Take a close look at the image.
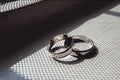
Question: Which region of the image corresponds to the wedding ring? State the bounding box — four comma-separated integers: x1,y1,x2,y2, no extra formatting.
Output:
47,34,74,59
67,35,94,55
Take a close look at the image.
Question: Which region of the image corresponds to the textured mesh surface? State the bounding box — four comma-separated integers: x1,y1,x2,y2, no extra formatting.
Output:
0,3,120,80
0,0,43,12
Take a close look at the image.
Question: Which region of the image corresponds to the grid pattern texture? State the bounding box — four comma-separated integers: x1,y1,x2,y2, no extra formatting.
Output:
0,0,43,12
1,3,120,80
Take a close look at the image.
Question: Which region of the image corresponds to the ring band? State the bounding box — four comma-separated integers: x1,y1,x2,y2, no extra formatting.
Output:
69,35,94,55
47,34,74,59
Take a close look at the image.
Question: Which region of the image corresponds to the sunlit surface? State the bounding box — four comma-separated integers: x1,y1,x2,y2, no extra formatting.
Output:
0,3,120,80
0,0,43,12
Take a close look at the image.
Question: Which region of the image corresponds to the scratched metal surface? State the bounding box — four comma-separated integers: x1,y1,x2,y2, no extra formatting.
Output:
0,2,120,80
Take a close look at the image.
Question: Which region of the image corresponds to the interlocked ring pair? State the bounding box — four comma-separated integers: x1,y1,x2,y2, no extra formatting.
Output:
48,34,94,59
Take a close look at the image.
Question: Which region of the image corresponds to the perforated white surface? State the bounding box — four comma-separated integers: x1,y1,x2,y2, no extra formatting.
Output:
0,3,120,80
0,0,43,12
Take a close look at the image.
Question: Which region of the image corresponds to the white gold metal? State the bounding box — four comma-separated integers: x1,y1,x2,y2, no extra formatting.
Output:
71,35,94,55
47,34,74,59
